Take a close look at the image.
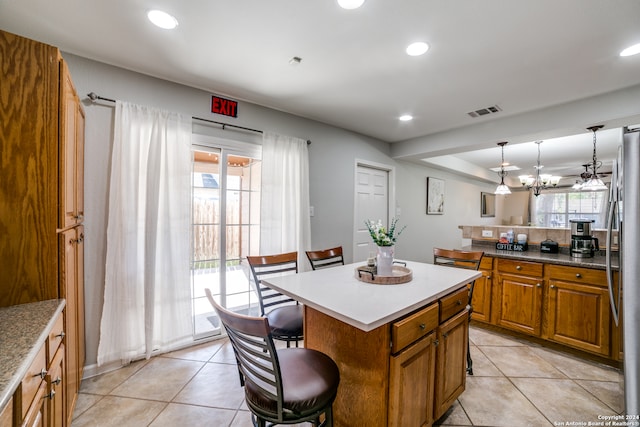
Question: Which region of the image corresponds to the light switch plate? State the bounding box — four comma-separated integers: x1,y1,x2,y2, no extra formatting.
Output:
482,230,493,238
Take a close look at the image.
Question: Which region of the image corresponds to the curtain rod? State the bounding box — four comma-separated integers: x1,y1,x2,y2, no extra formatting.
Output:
86,92,311,144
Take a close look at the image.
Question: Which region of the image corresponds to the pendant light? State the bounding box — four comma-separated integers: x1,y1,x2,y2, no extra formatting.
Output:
494,142,511,195
518,141,561,197
581,125,607,191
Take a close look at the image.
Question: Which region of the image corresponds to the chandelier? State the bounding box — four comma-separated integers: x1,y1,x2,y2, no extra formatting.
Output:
518,141,561,197
572,164,594,190
494,142,511,195
580,125,607,191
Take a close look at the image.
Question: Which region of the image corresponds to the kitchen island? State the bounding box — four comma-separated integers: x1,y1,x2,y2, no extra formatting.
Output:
264,261,481,426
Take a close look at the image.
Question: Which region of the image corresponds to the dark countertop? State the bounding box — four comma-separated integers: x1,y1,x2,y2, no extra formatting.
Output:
463,241,619,270
0,299,65,411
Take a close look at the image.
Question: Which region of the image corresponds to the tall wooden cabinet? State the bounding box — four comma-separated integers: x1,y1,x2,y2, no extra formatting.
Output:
0,30,85,426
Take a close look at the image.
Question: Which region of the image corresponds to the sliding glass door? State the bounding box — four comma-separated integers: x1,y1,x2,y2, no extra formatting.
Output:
191,138,261,339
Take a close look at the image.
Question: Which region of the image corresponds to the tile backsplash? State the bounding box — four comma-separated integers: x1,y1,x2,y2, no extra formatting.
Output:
459,225,617,249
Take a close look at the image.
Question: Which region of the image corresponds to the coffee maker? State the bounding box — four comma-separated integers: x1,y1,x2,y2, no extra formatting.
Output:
570,219,599,258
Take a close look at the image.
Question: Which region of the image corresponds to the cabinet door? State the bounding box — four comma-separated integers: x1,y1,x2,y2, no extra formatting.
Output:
21,381,47,427
547,280,610,356
0,30,59,306
471,269,492,323
59,60,84,229
434,310,468,420
388,333,436,427
46,346,65,427
496,273,543,336
59,227,81,421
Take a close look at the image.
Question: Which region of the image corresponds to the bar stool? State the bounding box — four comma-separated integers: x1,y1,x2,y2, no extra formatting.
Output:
206,289,340,427
433,248,484,375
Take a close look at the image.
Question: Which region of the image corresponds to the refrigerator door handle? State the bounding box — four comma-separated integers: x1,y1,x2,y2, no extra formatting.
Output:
606,199,620,326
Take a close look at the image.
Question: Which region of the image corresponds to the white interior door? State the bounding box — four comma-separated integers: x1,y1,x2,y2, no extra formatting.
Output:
354,163,391,262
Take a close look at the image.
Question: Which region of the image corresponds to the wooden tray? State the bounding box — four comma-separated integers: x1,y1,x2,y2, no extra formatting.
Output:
355,265,413,285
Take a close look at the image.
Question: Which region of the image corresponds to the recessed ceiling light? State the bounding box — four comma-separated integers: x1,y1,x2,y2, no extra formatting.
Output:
399,115,413,122
147,10,178,30
620,43,640,57
406,42,429,56
337,0,365,10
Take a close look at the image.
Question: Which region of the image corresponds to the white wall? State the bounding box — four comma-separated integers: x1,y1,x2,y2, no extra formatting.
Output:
65,53,488,372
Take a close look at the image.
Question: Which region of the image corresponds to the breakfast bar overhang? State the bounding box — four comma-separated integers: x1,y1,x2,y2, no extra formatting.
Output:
264,261,481,426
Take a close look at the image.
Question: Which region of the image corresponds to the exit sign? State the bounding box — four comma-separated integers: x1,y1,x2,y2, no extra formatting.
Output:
211,95,238,118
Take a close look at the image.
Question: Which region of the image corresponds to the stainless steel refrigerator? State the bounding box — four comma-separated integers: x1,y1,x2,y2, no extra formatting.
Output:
607,127,640,415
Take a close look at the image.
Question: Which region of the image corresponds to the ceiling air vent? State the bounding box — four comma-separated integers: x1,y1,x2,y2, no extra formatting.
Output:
467,105,502,118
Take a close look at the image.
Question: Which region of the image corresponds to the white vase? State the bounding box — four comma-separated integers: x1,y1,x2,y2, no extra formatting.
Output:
376,245,394,276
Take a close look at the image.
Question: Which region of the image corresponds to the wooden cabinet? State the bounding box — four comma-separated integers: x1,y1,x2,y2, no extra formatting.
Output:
59,60,85,230
45,347,65,427
495,259,544,336
389,291,470,426
0,30,60,306
476,254,619,361
389,333,437,427
546,265,611,356
60,226,84,424
389,303,439,427
471,257,492,323
0,30,84,427
434,309,469,420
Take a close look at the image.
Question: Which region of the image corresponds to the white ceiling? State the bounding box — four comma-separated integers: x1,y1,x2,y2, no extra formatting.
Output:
1,0,640,180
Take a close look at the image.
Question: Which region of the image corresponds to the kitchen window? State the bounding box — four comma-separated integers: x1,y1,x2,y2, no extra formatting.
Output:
531,188,608,228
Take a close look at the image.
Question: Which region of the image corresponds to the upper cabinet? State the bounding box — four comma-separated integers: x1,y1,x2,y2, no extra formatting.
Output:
0,30,61,305
59,60,85,230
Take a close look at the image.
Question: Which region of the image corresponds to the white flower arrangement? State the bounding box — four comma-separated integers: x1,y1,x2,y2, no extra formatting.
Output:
364,218,406,247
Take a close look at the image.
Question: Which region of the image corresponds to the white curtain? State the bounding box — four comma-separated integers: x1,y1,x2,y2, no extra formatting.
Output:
260,132,311,271
97,101,192,366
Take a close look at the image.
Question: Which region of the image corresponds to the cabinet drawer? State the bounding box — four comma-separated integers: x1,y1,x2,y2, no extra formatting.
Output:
497,259,543,277
547,265,607,286
391,302,439,354
20,343,47,420
47,312,65,364
439,287,468,323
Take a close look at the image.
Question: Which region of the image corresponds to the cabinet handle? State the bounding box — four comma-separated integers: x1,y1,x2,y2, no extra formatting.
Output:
56,331,65,339
487,276,492,279
536,283,542,288
550,285,556,289
457,300,463,306
516,265,522,270
575,273,582,278
74,214,84,221
434,339,439,347
443,332,449,339
45,390,56,400
36,368,47,379
419,323,426,330
52,377,62,386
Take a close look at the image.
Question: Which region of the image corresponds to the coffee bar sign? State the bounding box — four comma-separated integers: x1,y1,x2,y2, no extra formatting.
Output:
211,95,238,118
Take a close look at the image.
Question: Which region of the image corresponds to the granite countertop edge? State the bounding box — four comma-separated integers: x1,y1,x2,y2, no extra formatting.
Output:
0,299,66,411
463,242,618,270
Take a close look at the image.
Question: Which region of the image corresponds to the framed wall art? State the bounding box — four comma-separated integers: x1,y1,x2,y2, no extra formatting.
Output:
480,192,496,217
426,177,445,215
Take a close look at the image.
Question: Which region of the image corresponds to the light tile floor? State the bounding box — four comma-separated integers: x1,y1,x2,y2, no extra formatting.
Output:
71,325,623,427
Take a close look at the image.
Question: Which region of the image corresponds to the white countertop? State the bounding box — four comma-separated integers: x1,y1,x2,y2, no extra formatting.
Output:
263,261,481,332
